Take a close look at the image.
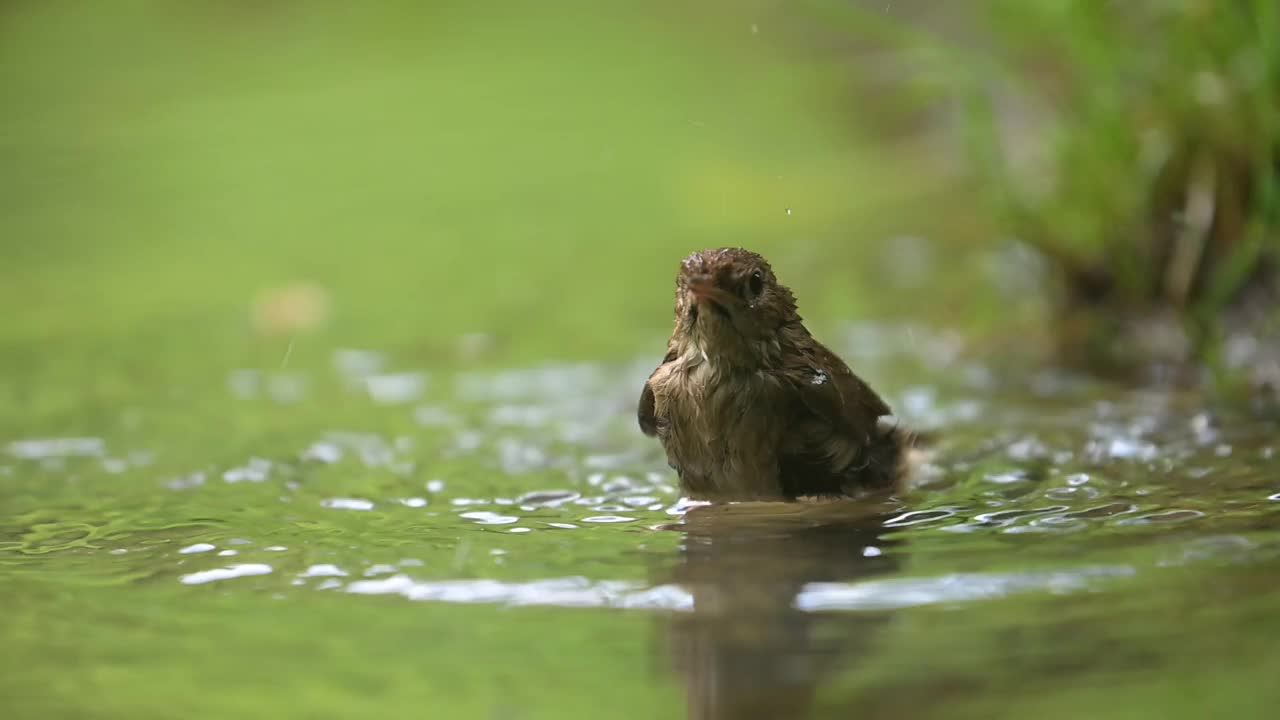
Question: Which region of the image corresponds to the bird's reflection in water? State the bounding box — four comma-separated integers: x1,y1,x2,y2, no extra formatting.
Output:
659,500,903,720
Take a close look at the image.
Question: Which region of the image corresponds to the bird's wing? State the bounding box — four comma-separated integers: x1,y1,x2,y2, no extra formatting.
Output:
638,345,678,437
782,340,890,445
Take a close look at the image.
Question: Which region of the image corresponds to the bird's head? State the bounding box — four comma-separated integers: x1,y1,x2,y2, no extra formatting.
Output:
672,248,799,365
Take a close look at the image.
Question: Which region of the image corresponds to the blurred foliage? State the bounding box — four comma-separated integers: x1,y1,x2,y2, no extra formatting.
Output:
959,0,1280,372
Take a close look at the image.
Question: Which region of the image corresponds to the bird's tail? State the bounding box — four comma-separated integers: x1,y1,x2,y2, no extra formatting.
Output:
872,417,935,494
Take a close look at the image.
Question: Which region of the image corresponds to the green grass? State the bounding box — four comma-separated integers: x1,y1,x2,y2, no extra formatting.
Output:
780,0,1280,373
960,0,1280,365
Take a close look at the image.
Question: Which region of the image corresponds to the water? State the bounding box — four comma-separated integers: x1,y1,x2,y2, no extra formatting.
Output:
4,328,1279,719
4,3,1279,717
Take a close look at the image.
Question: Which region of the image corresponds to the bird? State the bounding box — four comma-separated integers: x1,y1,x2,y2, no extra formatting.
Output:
638,247,916,501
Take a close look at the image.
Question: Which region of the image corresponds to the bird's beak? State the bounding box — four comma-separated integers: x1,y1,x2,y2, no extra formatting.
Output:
687,276,736,308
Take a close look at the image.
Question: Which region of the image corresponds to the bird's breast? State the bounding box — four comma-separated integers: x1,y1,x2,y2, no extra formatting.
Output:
651,356,785,497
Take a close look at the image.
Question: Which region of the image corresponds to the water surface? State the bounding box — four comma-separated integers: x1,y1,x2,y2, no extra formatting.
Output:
4,327,1279,720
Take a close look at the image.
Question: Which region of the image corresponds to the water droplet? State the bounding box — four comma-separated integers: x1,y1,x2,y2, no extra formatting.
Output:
365,373,428,405
180,564,273,585
1005,437,1047,460
602,477,641,494
1046,486,1101,501
302,442,343,464
227,369,261,399
584,453,636,470
347,575,415,595
322,498,375,511
984,471,1026,485
490,404,554,427
517,490,580,506
7,437,105,460
333,349,385,378
618,495,657,508
451,498,489,507
667,498,710,515
581,515,636,524
459,511,519,525
223,458,273,483
1105,438,1159,461
414,406,459,427
102,458,128,474
300,564,348,578
167,472,207,491
267,373,308,405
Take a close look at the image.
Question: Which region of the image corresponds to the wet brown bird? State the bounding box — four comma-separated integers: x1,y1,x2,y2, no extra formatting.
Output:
638,248,914,501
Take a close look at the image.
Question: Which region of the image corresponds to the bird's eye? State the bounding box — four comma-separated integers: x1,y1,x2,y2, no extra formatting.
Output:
747,271,764,297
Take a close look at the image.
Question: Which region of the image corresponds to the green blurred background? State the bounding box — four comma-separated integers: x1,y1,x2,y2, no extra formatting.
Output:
3,1,1276,375
1,0,982,370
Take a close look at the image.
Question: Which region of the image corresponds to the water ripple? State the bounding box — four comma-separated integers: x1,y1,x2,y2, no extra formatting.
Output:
884,510,957,527
1115,509,1206,526
180,564,273,585
301,564,348,578
326,564,1137,612
345,575,689,609
459,511,519,525
322,498,375,511
795,565,1135,611
6,437,105,460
